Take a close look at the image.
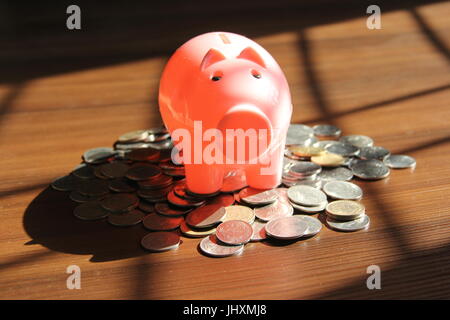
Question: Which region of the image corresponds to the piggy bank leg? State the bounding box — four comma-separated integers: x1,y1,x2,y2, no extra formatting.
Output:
245,148,284,190
184,163,224,194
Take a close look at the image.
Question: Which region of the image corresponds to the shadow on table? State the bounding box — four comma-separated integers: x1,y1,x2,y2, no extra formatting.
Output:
311,241,450,299
22,186,149,262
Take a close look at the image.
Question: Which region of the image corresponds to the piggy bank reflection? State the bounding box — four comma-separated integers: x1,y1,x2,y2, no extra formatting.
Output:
159,32,292,194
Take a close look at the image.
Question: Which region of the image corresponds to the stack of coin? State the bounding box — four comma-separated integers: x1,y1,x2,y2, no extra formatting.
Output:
49,123,416,257
282,161,322,188
114,128,173,151
325,200,370,232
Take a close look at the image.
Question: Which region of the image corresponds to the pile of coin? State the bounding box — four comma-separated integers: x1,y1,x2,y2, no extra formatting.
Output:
50,123,416,257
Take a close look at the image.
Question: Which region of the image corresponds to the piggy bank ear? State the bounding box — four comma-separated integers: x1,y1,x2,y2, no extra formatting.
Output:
237,47,266,68
200,48,226,71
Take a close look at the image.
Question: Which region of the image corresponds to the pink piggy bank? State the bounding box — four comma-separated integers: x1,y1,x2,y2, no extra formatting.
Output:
159,32,292,194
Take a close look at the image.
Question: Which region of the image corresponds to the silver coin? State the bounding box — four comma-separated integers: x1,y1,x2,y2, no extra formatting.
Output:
283,179,322,189
358,146,390,160
147,139,174,150
144,132,171,143
115,142,154,150
288,161,321,177
254,200,294,222
287,185,327,207
239,188,278,206
351,159,390,180
250,221,267,241
83,147,116,164
313,124,342,138
118,130,149,143
286,124,314,145
323,181,363,200
339,135,374,148
290,199,327,213
318,167,353,181
294,215,322,237
283,172,317,181
147,127,168,135
199,234,244,257
312,140,340,149
384,154,416,169
326,214,370,232
265,216,309,240
326,142,359,157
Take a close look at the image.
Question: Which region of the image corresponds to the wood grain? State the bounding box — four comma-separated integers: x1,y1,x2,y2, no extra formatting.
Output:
0,0,449,299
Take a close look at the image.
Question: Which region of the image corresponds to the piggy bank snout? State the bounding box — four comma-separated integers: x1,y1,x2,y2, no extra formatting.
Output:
217,104,272,162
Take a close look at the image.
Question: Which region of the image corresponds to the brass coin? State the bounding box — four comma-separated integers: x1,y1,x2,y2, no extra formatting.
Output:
94,166,110,180
101,193,139,213
325,200,366,221
179,221,216,238
167,190,205,208
137,185,172,199
127,148,160,162
51,175,80,192
100,161,130,178
216,220,253,245
73,201,109,220
311,152,344,167
155,202,192,216
143,213,183,231
126,164,162,181
69,191,106,203
138,174,173,190
163,167,186,177
108,178,137,193
107,209,146,227
138,200,154,213
72,164,96,179
141,231,180,252
289,146,325,157
222,205,255,224
185,194,234,228
75,179,110,197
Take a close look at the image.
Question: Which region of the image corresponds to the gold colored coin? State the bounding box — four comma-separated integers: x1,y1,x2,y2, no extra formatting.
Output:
325,200,365,221
289,146,324,157
311,152,344,167
222,205,255,224
179,221,216,238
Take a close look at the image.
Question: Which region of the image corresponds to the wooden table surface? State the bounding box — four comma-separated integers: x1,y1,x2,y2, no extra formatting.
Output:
1,0,449,299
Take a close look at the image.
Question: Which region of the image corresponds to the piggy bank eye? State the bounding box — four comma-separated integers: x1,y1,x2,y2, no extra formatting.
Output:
251,69,261,79
211,71,223,81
